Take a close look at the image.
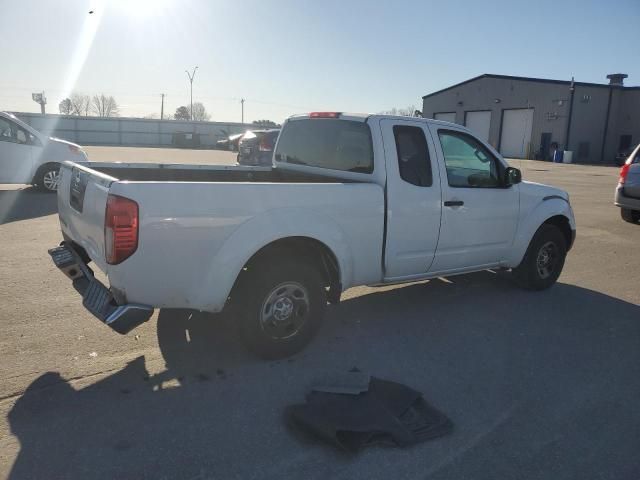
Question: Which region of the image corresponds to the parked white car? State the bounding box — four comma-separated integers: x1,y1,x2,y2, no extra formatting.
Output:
0,111,88,191
49,112,576,358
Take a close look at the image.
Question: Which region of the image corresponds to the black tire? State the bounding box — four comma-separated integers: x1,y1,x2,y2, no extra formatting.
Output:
512,224,567,290
35,164,61,192
621,208,640,224
234,258,326,359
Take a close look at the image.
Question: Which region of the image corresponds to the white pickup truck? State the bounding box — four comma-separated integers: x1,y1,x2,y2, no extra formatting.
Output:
49,112,575,358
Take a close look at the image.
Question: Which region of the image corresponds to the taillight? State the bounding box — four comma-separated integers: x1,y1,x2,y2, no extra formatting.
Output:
619,161,631,185
309,112,340,118
105,194,139,265
259,136,273,152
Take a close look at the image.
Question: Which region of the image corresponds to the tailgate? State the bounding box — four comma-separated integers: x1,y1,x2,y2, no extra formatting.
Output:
57,161,117,272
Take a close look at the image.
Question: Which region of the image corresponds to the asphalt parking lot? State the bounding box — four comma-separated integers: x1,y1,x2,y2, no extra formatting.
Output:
0,148,639,479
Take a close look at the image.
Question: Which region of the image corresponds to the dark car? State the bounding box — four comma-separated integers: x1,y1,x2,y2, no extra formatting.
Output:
615,147,634,166
237,129,280,166
215,138,230,150
216,133,245,151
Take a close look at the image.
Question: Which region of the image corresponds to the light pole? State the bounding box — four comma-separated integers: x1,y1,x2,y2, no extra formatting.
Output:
241,98,245,123
185,66,198,120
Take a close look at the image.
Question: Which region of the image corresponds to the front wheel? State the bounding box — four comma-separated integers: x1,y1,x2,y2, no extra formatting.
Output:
235,259,327,359
512,224,567,290
35,164,61,192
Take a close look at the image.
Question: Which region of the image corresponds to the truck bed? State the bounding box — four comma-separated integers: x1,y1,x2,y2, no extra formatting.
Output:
57,161,385,313
86,162,359,184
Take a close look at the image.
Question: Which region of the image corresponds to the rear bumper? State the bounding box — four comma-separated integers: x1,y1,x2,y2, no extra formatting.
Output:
48,242,153,334
615,186,640,210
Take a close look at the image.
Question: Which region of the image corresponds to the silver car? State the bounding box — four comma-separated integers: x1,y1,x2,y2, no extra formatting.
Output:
0,111,88,191
615,143,640,223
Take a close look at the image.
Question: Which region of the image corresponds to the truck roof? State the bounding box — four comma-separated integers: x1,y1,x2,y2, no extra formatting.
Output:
287,112,461,129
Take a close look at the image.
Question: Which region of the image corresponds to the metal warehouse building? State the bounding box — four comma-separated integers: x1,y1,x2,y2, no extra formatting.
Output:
421,73,640,163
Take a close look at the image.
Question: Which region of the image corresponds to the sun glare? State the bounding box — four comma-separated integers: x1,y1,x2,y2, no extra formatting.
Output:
109,0,173,17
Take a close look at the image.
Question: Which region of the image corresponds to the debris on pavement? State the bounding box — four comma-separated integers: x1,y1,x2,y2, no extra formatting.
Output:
287,374,452,452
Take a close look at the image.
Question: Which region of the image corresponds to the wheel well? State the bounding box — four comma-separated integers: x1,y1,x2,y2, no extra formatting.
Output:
232,237,342,304
543,215,574,250
32,162,60,184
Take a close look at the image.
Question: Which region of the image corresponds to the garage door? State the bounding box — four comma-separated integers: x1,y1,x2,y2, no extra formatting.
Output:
500,108,534,158
465,111,491,142
434,112,456,124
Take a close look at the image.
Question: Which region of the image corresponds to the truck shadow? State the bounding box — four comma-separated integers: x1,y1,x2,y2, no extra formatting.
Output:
7,273,640,479
0,187,57,225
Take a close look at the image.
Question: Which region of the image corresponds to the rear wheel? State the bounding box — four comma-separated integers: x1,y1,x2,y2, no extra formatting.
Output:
35,164,61,192
621,208,640,224
512,224,567,290
234,259,326,359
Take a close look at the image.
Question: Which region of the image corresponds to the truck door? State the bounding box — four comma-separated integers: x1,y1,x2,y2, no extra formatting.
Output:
380,119,442,279
428,125,519,272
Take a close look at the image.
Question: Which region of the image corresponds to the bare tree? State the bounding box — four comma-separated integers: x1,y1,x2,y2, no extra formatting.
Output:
188,102,210,121
58,98,73,115
252,120,279,128
380,105,419,117
70,93,90,116
174,106,190,120
91,94,119,117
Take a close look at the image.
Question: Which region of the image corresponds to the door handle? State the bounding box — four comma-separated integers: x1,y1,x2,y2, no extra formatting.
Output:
444,200,464,207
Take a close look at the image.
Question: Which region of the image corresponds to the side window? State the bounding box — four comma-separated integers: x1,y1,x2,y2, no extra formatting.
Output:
16,129,27,144
393,125,432,187
438,130,501,188
0,118,15,143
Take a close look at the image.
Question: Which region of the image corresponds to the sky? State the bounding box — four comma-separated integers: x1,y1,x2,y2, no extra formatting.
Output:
1,0,639,123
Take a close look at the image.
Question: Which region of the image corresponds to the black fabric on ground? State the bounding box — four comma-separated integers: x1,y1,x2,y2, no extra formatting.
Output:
287,377,452,452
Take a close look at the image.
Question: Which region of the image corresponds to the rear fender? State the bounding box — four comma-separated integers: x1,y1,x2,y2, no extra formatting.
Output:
193,208,352,312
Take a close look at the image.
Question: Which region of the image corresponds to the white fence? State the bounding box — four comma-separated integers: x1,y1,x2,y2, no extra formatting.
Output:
13,112,254,148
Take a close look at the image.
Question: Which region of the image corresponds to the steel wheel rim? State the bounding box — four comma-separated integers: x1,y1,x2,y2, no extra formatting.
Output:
43,170,59,191
260,282,310,340
536,241,558,279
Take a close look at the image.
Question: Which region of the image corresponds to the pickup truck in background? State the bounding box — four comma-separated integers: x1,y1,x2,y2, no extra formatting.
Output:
49,112,576,358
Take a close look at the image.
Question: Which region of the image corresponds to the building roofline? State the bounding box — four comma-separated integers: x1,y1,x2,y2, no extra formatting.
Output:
422,74,637,99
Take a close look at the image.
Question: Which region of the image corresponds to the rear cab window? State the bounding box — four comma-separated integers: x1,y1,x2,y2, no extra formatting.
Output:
275,119,373,173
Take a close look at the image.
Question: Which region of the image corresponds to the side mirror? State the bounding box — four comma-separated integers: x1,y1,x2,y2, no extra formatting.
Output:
504,167,522,186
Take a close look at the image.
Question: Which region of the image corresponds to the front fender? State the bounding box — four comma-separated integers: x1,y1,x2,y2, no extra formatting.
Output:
506,197,575,267
193,207,353,312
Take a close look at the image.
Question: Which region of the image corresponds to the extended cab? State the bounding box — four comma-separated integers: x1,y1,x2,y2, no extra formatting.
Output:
49,113,575,358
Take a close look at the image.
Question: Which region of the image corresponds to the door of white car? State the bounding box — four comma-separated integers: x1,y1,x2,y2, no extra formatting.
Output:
381,119,442,279
0,117,36,184
428,126,519,272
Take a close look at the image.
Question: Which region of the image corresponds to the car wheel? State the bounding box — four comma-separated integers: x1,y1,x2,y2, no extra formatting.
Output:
620,208,640,224
235,258,326,359
36,164,61,192
512,224,567,290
